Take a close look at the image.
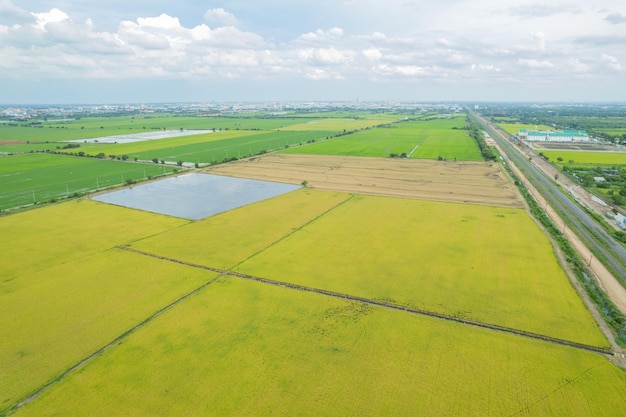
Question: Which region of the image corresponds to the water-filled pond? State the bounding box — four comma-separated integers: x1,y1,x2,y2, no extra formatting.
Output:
92,173,300,220
65,130,210,144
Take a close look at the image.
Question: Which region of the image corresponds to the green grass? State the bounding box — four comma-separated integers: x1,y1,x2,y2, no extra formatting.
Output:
598,128,626,137
11,277,626,417
498,123,555,135
278,118,388,131
0,153,176,210
541,150,626,166
280,116,482,161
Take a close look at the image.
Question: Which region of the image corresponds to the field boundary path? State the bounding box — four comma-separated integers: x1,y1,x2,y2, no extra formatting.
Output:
119,246,614,356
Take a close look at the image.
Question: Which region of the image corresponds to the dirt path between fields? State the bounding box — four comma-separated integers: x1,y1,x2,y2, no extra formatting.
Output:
119,246,614,356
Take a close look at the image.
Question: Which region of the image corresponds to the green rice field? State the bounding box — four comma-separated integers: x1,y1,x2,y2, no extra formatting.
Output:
77,130,337,163
541,150,626,166
0,153,176,210
499,123,555,135
280,116,482,161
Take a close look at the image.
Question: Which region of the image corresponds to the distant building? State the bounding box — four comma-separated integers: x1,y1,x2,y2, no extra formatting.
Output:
518,129,589,142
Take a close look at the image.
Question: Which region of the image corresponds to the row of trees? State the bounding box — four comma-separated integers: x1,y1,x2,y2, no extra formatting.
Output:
466,117,497,161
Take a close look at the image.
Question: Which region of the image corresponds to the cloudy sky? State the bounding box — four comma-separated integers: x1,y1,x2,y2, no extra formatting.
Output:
1,0,625,103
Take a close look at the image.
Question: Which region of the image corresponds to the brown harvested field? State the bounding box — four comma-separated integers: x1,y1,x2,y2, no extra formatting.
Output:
204,154,524,208
0,140,25,146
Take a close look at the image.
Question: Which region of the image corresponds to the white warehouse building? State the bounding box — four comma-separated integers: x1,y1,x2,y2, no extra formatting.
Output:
518,129,589,142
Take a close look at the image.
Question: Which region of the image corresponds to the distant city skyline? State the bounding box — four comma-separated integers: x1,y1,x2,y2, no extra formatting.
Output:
1,0,625,104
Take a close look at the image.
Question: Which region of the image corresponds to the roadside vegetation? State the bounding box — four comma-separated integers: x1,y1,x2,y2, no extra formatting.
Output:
499,160,626,346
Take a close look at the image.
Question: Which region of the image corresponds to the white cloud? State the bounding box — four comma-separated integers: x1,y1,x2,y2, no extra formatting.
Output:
602,53,622,71
191,25,265,48
362,47,382,61
1,1,626,101
374,64,427,77
298,46,353,65
517,58,554,69
604,12,626,24
118,20,171,50
136,14,181,30
31,8,69,31
471,64,501,72
568,58,589,73
304,68,343,80
530,31,546,51
509,4,582,19
297,27,344,43
203,8,239,27
447,52,467,65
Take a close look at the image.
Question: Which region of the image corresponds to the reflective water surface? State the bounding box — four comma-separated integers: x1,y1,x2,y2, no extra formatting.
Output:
92,173,300,220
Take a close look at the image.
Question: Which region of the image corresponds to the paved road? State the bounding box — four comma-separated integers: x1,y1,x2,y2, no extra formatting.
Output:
470,112,626,282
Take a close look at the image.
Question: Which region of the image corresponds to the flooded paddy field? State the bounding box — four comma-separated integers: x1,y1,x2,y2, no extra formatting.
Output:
65,129,210,144
92,173,300,220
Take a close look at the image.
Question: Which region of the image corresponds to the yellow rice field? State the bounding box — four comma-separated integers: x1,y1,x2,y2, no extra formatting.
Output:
0,199,188,282
232,194,607,346
0,248,216,409
131,189,351,270
1,181,622,416
11,278,626,417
